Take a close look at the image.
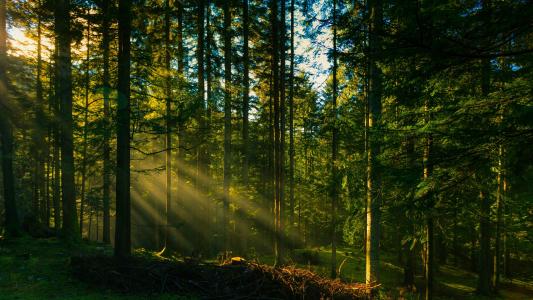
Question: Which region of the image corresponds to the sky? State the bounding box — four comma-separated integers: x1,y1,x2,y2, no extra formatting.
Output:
7,1,333,92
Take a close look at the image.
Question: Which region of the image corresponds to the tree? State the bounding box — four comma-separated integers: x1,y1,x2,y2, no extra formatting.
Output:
222,0,232,252
0,0,19,237
242,0,250,186
163,0,172,253
100,0,112,245
365,0,383,286
55,0,78,241
115,0,132,258
330,0,339,279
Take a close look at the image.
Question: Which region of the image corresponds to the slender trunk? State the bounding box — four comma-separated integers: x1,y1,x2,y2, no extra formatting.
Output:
278,0,287,267
493,145,504,289
101,0,111,244
424,99,434,300
288,0,295,249
222,0,232,252
205,0,212,253
114,0,132,258
365,0,382,286
55,0,79,241
0,0,19,236
503,177,509,277
79,14,91,236
477,56,492,295
271,0,282,266
330,0,339,279
88,208,93,240
163,0,172,252
196,0,206,196
176,0,185,250
36,3,47,224
242,0,250,186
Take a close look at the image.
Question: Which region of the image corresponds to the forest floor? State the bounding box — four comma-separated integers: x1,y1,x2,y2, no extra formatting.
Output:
0,237,532,299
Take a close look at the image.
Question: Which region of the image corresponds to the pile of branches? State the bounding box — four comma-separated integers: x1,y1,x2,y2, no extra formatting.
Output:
71,255,371,299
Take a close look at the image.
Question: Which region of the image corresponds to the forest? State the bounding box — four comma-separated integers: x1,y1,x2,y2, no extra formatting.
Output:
0,0,532,299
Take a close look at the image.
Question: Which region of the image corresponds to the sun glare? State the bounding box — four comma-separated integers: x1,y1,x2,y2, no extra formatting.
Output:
8,26,52,59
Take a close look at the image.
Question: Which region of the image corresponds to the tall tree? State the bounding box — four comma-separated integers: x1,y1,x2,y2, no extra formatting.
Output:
424,98,434,300
222,0,232,251
115,0,132,258
330,0,339,279
79,13,91,235
163,0,172,253
0,0,19,237
288,0,295,249
55,0,78,241
271,0,281,266
242,0,250,186
100,0,112,244
365,0,383,286
477,57,492,296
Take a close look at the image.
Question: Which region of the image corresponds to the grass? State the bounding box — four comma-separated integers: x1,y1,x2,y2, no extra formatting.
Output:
0,236,194,300
0,237,531,299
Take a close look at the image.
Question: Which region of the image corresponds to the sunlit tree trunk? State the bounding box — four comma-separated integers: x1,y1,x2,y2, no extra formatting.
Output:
222,0,232,252
176,0,185,251
242,0,250,187
35,1,47,224
288,0,295,250
114,0,132,259
55,0,79,241
330,0,339,279
79,13,91,236
162,0,172,253
100,0,112,245
196,0,207,201
271,0,283,267
365,0,382,286
0,0,19,236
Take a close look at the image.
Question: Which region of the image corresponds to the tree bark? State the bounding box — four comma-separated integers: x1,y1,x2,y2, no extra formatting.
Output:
114,0,132,259
330,0,339,279
222,0,232,252
100,0,112,244
242,0,250,187
288,0,296,250
79,13,91,236
477,56,492,295
365,0,382,286
163,0,172,253
0,0,19,235
55,0,79,241
424,99,434,300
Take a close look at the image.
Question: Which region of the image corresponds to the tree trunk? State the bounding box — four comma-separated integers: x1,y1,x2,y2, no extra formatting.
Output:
477,56,492,295
288,0,296,250
101,0,111,245
242,0,250,187
424,101,434,300
114,0,132,259
35,2,48,224
271,0,283,267
330,0,339,279
0,0,19,236
79,13,91,236
163,0,172,253
55,0,79,241
365,0,382,286
222,0,232,252
493,145,504,289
